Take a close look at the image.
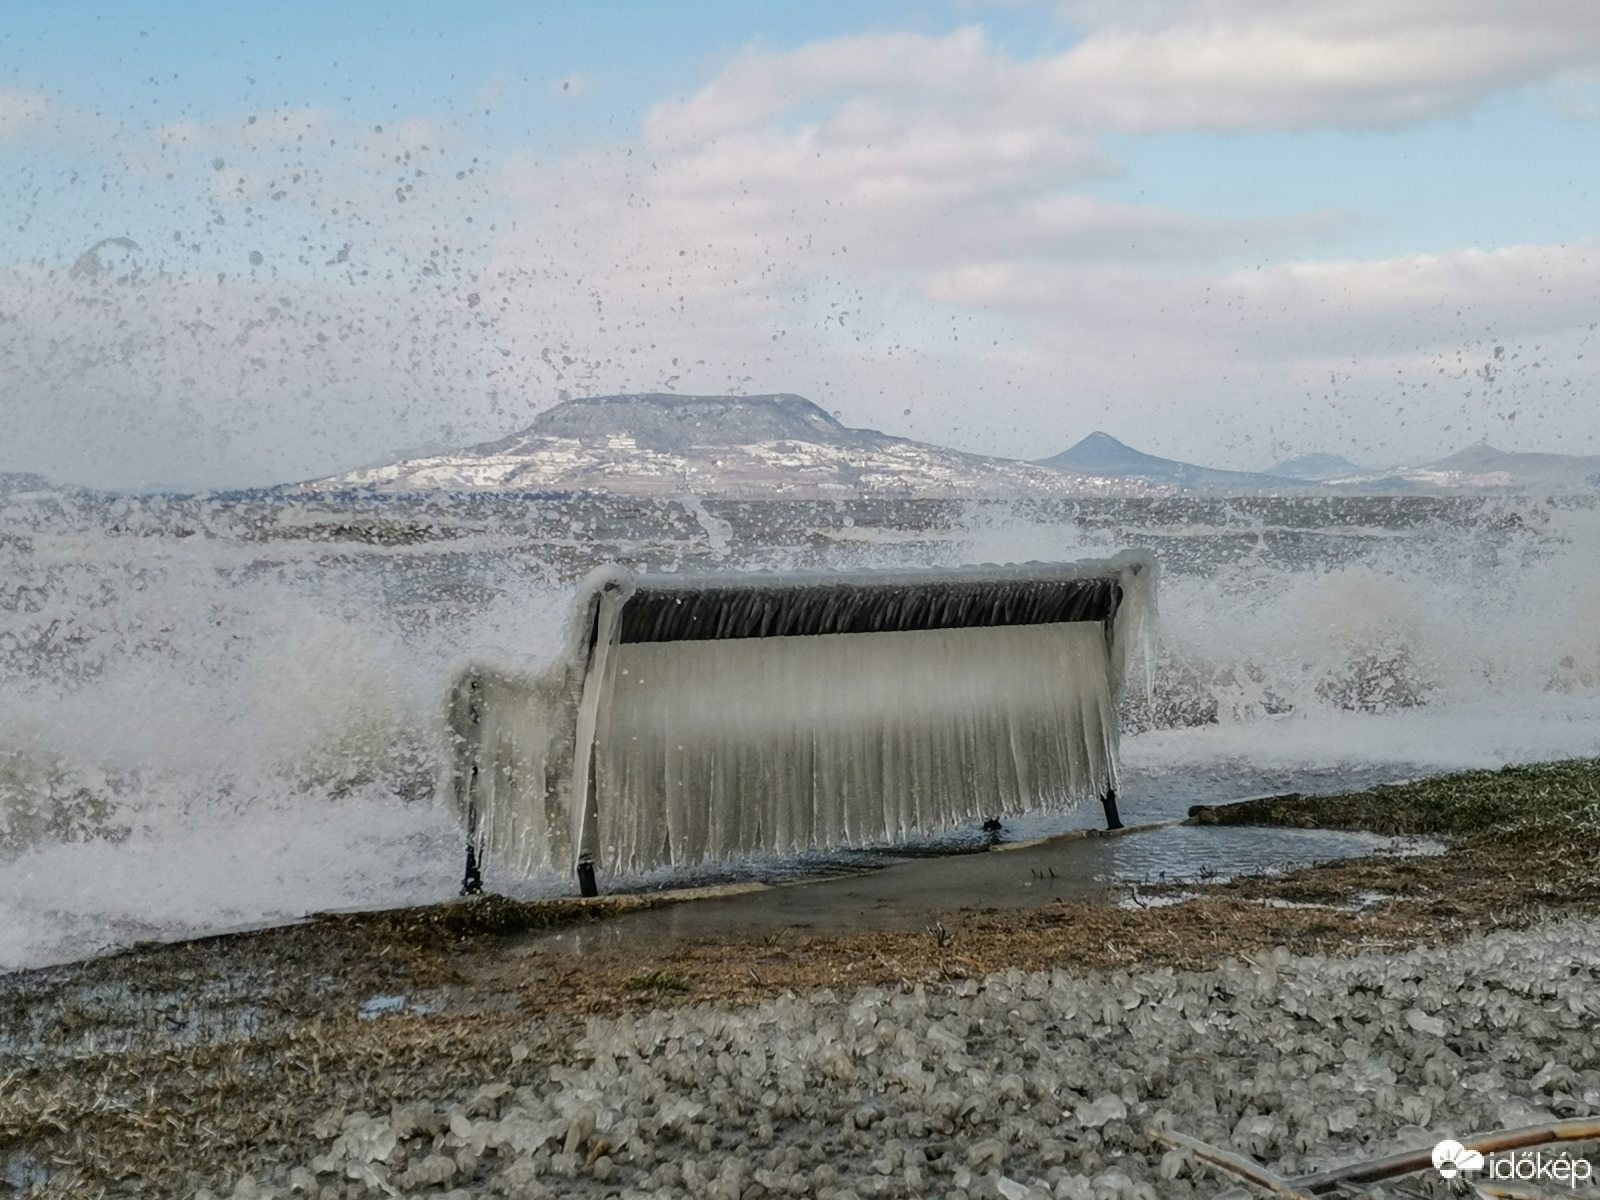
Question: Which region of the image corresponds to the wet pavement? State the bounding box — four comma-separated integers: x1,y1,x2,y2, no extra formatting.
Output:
527,817,1438,954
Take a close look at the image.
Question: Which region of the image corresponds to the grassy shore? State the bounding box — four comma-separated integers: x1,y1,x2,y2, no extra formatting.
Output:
3,760,1599,1196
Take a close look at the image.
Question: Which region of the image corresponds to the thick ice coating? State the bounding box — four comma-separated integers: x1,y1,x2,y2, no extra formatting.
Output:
446,554,1155,879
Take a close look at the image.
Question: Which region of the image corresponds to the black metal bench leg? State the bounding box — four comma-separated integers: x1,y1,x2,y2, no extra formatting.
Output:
461,840,483,896
461,794,484,895
1101,789,1124,831
576,858,598,898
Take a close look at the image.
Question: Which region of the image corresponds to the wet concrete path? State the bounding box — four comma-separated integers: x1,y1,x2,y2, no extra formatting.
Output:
528,817,1432,955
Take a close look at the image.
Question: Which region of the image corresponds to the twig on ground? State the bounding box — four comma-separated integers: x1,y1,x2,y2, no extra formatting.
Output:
1293,1116,1600,1192
1476,1184,1600,1199
1154,1117,1600,1198
1148,1126,1318,1199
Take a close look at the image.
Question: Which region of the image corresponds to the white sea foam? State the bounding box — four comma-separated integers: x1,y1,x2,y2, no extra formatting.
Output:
1,491,1598,971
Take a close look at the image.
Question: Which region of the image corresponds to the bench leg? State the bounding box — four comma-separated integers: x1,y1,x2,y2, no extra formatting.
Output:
1101,789,1124,831
461,840,483,896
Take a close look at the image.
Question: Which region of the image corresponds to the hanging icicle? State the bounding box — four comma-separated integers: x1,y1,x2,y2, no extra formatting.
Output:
446,554,1156,881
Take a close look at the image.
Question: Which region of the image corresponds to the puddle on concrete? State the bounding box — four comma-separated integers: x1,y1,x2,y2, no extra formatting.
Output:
1106,823,1438,885
528,822,1440,955
540,760,1441,899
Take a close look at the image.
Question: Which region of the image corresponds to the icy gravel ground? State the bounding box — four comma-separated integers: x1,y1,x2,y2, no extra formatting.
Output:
245,919,1600,1200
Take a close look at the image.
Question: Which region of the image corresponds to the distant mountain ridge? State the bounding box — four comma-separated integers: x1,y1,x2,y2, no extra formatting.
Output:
11,401,1599,498
1040,434,1600,495
509,393,861,451
309,393,1154,499
1267,452,1376,482
1038,432,1299,491
1260,443,1600,493
1394,443,1600,491
300,396,1600,499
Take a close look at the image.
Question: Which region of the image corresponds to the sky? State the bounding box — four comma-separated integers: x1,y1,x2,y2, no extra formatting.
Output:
2,1,1599,489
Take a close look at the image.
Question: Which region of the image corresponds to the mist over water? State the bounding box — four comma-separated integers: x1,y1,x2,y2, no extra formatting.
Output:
3,487,1599,971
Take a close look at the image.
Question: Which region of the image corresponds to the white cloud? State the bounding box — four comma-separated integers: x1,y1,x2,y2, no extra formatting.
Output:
7,146,1595,486
0,89,54,143
154,107,331,151
10,4,1600,489
474,118,1600,467
926,241,1600,336
906,240,1600,463
0,262,543,489
1546,71,1600,120
444,8,1600,471
1043,0,1600,129
655,4,1600,145
489,1,1585,416
112,110,494,289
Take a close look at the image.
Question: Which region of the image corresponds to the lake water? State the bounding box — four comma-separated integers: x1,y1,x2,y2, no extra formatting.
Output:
3,487,1598,971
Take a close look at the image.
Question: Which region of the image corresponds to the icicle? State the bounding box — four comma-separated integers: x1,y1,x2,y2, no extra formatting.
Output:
1107,550,1159,707
446,662,575,877
446,557,1156,880
597,620,1119,871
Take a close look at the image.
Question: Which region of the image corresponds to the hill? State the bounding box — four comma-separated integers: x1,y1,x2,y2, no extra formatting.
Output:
1397,443,1600,492
308,394,1154,499
1268,452,1376,482
1038,432,1297,491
